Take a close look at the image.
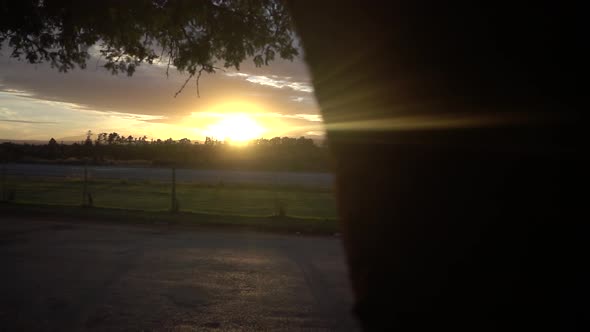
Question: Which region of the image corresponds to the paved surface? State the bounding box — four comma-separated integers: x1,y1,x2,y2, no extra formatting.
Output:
3,164,334,188
0,218,358,331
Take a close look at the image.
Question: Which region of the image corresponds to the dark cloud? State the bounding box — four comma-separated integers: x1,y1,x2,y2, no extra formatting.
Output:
0,119,56,124
0,54,318,118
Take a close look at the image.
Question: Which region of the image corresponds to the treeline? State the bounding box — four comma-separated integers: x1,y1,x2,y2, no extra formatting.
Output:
0,133,331,172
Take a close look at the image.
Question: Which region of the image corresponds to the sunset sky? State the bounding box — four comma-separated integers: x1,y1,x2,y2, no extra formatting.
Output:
0,47,325,143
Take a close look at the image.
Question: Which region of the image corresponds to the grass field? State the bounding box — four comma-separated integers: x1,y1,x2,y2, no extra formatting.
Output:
1,176,337,220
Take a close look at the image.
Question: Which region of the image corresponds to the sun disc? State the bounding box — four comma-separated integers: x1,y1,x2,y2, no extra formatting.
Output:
204,113,265,144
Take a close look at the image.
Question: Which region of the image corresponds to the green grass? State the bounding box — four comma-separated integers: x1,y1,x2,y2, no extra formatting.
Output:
2,176,337,219
0,202,340,235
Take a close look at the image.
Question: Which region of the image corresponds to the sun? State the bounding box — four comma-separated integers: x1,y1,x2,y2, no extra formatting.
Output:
204,113,265,144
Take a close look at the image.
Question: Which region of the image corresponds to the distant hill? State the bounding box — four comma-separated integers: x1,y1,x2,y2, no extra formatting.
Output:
0,138,79,145
0,139,47,145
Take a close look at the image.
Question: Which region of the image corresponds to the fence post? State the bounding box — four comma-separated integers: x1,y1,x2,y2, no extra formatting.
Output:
82,163,88,207
171,167,178,212
1,162,5,201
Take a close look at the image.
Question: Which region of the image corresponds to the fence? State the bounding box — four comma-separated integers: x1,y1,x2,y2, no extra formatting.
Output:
0,163,337,219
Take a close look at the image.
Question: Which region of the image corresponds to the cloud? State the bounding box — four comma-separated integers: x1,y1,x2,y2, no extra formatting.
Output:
0,88,35,97
0,55,319,120
192,110,323,123
225,72,313,93
253,112,322,122
290,113,322,122
0,51,325,140
0,119,56,124
0,89,179,140
0,88,165,122
290,96,305,102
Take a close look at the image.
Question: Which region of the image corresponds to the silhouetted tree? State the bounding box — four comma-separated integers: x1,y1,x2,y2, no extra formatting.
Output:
95,133,107,145
107,133,119,145
46,138,60,159
0,134,328,171
179,138,191,145
0,0,297,96
84,130,93,147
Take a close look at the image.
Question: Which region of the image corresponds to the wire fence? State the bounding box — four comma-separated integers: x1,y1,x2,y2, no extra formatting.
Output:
0,163,337,219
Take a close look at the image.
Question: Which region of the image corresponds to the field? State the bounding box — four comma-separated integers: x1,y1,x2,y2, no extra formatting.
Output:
3,177,337,219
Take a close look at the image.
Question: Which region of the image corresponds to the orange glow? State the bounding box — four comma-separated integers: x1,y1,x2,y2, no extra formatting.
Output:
185,100,304,143
202,113,265,144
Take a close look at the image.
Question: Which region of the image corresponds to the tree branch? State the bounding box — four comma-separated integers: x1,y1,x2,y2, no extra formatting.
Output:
195,67,205,98
174,72,194,98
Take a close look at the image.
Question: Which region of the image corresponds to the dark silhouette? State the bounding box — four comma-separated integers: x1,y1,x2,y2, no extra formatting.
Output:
2,1,587,330
0,135,328,172
86,192,93,208
286,1,586,330
0,0,297,95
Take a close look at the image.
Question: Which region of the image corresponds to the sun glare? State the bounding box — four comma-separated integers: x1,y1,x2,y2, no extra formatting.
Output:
204,113,265,144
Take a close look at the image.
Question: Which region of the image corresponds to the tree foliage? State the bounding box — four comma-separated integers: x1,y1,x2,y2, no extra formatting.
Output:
0,0,298,95
0,134,328,171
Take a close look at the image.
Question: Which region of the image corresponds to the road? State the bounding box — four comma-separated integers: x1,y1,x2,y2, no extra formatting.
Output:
0,218,358,331
3,164,334,188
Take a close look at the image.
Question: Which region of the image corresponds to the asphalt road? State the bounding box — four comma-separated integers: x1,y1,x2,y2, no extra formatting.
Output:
0,218,358,331
3,164,334,188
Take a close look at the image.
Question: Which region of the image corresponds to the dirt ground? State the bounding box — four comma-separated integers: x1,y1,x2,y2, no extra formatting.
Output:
0,217,358,331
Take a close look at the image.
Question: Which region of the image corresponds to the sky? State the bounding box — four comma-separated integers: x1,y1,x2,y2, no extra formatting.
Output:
0,46,325,143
